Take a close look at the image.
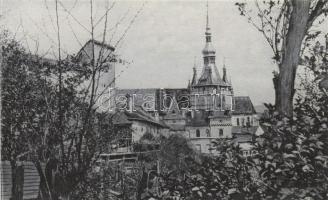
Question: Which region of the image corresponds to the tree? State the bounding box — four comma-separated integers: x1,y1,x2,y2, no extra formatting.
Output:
154,39,328,198
135,134,200,200
1,32,33,200
236,0,328,117
1,1,145,199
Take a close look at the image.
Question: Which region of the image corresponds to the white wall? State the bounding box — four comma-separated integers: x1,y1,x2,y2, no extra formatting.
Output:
130,121,168,142
209,117,232,138
232,114,259,126
190,138,215,154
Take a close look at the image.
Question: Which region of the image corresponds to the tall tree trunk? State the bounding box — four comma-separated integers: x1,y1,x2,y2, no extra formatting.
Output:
273,72,280,110
11,161,24,200
277,0,310,117
34,160,52,200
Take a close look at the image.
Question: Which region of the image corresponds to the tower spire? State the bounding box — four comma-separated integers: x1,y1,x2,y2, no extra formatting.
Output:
206,1,209,30
205,1,211,40
222,57,228,83
191,56,197,85
203,1,214,59
198,0,223,86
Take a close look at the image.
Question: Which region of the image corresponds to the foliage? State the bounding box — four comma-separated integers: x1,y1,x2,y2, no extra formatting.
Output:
151,49,328,199
1,31,115,199
153,99,328,200
235,0,328,116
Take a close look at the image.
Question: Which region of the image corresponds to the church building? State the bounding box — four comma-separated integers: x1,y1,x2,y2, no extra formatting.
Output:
112,3,262,156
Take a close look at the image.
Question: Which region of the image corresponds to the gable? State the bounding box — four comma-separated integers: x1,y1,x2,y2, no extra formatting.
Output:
232,96,256,115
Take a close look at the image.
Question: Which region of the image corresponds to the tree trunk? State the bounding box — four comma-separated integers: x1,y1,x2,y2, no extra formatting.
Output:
273,72,280,110
34,160,52,200
277,0,310,117
11,161,24,200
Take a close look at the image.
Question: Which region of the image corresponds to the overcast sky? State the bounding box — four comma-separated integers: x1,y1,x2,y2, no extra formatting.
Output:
1,0,283,105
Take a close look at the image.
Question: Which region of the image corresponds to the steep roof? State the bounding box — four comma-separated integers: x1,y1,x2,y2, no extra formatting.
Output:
186,111,210,127
232,126,259,144
76,39,115,63
112,107,168,128
115,88,158,110
116,88,190,114
232,126,259,135
195,66,226,87
232,96,256,115
79,39,115,53
112,111,132,125
168,124,186,131
208,110,231,119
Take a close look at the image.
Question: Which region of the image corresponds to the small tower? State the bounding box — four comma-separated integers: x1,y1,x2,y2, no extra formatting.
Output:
189,2,234,112
200,1,222,84
222,57,228,83
191,57,198,86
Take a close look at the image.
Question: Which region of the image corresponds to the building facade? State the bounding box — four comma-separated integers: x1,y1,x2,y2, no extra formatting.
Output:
109,5,262,156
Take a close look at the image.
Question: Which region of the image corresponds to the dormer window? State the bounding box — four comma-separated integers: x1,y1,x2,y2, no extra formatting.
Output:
196,129,200,137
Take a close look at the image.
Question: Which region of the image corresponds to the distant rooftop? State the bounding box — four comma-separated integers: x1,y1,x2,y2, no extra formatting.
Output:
81,39,115,51
112,107,168,128
233,96,256,115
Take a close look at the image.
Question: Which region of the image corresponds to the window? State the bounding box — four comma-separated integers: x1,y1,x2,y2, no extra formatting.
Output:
219,129,223,137
242,118,245,126
237,118,240,126
196,129,200,137
252,150,258,155
206,129,211,137
195,144,201,152
247,116,250,127
207,144,212,153
204,57,209,65
210,57,215,63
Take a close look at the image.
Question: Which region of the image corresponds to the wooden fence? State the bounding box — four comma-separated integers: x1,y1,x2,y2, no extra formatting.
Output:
1,161,41,200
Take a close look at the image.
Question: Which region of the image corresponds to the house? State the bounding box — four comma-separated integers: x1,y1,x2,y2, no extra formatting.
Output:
183,110,232,154
110,106,169,154
162,93,188,135
232,126,264,157
232,96,259,127
77,39,117,112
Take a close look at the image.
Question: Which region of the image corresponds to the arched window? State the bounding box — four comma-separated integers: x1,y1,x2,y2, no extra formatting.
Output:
219,129,224,137
206,129,211,137
196,129,200,137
